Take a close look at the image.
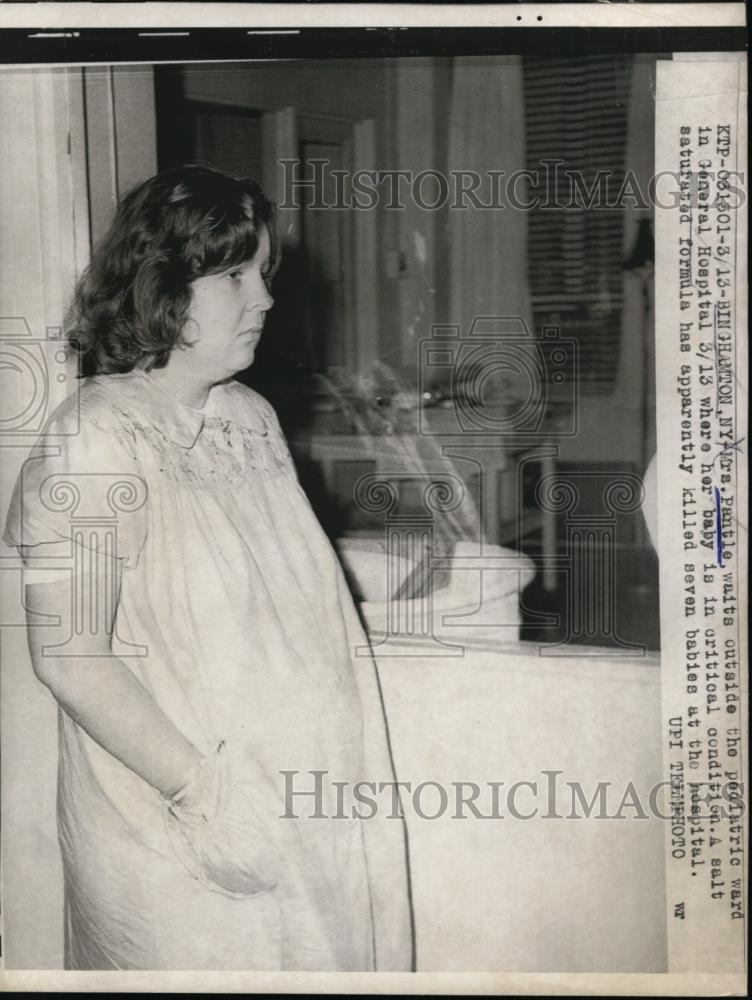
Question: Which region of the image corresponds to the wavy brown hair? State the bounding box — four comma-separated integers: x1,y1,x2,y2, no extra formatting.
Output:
66,164,278,375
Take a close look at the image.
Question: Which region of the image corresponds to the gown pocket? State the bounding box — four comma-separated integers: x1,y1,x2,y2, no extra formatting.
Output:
163,740,285,898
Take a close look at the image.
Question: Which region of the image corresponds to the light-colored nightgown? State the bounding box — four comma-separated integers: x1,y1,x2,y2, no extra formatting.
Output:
3,369,413,971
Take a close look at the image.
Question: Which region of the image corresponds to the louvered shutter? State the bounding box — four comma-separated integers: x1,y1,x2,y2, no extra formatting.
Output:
523,55,634,390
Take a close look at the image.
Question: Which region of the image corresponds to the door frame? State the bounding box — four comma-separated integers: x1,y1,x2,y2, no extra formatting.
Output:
84,75,380,375
83,65,158,246
262,107,378,375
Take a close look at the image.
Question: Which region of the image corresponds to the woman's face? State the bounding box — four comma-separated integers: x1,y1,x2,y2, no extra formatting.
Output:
182,225,274,380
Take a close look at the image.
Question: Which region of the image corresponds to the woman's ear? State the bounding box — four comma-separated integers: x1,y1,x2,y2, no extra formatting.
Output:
179,314,201,348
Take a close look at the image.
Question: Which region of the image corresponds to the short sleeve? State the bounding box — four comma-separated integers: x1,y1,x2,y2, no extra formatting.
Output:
3,397,149,569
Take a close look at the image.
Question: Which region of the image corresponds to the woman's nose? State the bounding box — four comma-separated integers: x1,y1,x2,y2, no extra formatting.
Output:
246,278,273,313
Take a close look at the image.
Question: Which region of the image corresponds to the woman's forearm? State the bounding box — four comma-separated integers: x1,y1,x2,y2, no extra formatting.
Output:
24,571,203,796
39,653,204,795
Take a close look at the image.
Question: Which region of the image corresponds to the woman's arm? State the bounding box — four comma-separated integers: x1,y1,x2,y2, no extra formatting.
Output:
23,543,203,796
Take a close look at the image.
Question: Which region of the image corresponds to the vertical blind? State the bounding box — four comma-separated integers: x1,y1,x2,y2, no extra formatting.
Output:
523,54,634,390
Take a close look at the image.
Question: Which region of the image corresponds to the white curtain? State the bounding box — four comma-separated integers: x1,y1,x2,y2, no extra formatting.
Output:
613,56,657,466
447,56,532,335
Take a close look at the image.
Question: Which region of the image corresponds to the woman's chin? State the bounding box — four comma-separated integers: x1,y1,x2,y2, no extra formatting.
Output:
234,344,258,370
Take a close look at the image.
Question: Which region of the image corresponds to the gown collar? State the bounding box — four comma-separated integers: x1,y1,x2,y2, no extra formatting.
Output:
92,369,227,449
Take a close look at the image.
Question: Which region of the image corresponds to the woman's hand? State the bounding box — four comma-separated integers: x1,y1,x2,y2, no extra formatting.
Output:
164,741,285,897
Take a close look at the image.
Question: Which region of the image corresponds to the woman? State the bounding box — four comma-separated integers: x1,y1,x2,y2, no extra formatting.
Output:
4,165,413,971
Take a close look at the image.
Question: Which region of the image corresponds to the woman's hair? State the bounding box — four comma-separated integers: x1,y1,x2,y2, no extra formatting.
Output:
67,164,278,375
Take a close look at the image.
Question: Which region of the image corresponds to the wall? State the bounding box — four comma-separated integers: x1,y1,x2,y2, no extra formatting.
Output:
0,65,158,970
377,642,666,972
183,59,388,124
0,66,90,969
